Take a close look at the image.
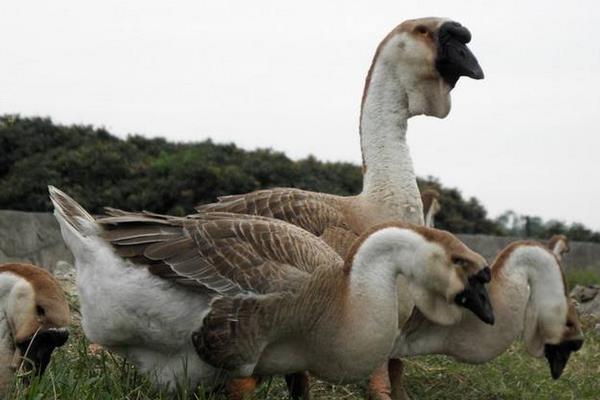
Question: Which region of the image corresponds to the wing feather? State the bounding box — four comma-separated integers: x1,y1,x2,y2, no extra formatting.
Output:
195,188,353,238
98,211,342,296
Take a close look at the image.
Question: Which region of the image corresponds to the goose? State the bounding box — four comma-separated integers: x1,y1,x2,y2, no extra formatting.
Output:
0,263,69,392
48,185,488,391
392,241,584,398
195,16,483,261
421,189,441,228
195,17,488,398
548,234,570,261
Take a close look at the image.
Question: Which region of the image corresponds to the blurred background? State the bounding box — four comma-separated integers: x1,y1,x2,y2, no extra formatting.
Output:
1,0,599,241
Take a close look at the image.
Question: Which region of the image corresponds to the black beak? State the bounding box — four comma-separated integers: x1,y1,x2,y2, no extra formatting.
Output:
436,21,484,88
544,339,584,380
454,267,495,325
17,329,69,378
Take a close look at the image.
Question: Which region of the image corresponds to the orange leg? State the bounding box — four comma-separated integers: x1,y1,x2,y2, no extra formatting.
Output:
285,371,311,400
367,362,392,400
225,377,261,400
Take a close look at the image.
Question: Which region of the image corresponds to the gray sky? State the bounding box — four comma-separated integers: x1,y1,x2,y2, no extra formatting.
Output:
2,0,599,229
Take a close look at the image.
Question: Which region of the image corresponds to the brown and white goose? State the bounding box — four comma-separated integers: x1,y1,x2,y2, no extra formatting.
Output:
196,17,483,259
394,241,584,396
0,263,69,392
421,189,441,228
548,234,570,262
49,186,487,391
196,17,487,398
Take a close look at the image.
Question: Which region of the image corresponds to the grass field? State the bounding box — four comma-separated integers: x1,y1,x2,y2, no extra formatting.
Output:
8,275,600,400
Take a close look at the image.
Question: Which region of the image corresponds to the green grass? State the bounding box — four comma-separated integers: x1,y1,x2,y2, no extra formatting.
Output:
8,289,600,399
565,268,600,288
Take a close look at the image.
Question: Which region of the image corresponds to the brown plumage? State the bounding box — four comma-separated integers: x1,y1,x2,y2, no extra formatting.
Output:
50,186,488,387
194,15,486,397
100,210,342,296
66,206,349,375
547,234,570,261
196,189,361,258
0,263,70,341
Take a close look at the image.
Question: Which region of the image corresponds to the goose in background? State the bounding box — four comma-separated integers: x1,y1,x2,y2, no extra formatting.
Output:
392,241,584,399
421,189,441,228
196,17,488,399
548,234,570,262
0,263,69,393
49,185,488,392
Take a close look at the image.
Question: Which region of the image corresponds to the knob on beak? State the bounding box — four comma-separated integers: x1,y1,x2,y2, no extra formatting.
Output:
454,267,495,325
436,21,484,87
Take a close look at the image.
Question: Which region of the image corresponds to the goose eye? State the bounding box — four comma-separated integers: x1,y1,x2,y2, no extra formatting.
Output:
452,257,469,268
36,305,46,316
415,25,428,35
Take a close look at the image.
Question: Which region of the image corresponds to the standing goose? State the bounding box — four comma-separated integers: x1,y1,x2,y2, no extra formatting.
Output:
196,17,483,259
393,241,584,398
421,189,441,228
547,234,570,261
49,186,488,391
196,17,488,398
0,263,69,393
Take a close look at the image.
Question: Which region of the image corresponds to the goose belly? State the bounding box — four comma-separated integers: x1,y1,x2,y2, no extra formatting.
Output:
254,343,385,383
253,338,311,376
254,326,397,383
120,344,221,389
307,335,396,383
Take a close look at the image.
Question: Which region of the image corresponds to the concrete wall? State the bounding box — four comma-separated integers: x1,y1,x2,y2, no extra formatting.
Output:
0,210,73,272
1,210,599,272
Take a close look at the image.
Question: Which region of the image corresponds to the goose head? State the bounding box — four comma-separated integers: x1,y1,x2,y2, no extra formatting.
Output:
519,248,583,379
543,300,584,379
0,264,69,387
382,225,493,326
548,234,570,261
365,17,483,118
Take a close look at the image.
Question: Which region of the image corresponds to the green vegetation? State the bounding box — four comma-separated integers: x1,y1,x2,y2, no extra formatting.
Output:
8,290,600,400
566,269,600,289
3,115,598,241
2,114,599,241
0,114,499,235
497,211,600,243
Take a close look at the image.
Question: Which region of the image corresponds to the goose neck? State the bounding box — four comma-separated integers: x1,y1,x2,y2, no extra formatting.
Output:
346,228,421,311
396,271,529,361
359,61,422,223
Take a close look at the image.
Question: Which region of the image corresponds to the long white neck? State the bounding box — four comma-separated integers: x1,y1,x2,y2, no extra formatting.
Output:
359,57,423,224
396,246,565,362
347,228,425,320
302,228,423,381
334,228,424,375
551,240,568,261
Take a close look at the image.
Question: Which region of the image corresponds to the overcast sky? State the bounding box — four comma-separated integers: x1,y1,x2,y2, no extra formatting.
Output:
1,0,599,229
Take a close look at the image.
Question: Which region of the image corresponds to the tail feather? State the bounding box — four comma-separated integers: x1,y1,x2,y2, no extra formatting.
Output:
48,186,97,237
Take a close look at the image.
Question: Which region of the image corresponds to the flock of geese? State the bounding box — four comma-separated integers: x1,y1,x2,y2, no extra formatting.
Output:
0,16,585,400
